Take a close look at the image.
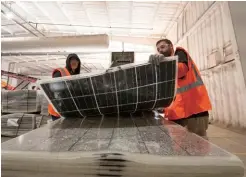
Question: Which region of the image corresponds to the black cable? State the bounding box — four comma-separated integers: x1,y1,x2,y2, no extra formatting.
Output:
27,89,29,113
15,113,25,137
20,82,30,90
5,63,11,113
39,115,44,128
13,80,24,90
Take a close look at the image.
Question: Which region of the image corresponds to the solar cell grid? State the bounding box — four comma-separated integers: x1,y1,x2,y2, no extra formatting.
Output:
38,57,177,118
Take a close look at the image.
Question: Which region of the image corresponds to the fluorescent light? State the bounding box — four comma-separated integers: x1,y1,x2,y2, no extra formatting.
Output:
6,12,14,19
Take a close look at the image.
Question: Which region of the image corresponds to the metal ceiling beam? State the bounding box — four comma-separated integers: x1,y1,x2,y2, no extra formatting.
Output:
10,55,29,63
161,2,188,38
150,2,161,29
23,66,44,73
1,50,154,56
1,9,38,37
27,22,153,31
81,2,93,32
105,1,111,28
44,63,57,70
1,26,14,36
15,1,47,32
17,56,52,73
23,56,55,71
18,62,46,72
111,36,158,45
1,23,22,26
35,65,53,73
33,2,61,32
1,2,45,37
129,1,133,35
56,1,78,33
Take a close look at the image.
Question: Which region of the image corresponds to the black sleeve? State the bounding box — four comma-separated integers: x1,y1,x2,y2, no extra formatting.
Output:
52,71,62,78
175,50,188,67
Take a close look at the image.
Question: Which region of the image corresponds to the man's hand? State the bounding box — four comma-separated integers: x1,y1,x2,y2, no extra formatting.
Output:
148,54,165,66
105,66,122,73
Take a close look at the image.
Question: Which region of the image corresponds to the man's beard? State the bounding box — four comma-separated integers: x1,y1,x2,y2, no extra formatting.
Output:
160,50,172,57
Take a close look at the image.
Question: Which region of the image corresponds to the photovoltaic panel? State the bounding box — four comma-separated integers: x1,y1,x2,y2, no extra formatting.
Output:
38,56,177,118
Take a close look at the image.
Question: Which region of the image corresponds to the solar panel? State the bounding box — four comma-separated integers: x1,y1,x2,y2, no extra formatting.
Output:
38,56,177,118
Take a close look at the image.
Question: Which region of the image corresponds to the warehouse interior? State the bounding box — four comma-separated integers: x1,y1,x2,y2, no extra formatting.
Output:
1,1,246,176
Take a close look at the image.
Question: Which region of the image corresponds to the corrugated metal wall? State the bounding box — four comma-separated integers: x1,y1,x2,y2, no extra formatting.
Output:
167,1,246,128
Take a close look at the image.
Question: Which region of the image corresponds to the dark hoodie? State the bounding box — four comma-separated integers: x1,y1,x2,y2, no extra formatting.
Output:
53,53,81,78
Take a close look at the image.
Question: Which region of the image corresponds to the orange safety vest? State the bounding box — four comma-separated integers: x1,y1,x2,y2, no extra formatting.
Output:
164,47,212,120
48,68,70,117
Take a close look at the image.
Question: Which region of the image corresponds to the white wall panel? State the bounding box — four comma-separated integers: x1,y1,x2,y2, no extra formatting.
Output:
202,61,246,128
165,23,177,44
167,1,246,128
228,1,246,86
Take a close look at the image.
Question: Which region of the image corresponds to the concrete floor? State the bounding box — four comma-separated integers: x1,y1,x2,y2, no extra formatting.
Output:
207,124,246,176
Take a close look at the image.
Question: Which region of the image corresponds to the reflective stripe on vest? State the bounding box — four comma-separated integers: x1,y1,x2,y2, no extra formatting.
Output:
176,62,204,94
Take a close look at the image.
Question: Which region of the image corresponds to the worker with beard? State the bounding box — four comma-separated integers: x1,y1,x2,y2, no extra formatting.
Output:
48,53,81,121
149,39,212,138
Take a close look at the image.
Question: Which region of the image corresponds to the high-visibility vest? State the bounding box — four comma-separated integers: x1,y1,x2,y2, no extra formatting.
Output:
48,68,70,117
164,47,212,120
